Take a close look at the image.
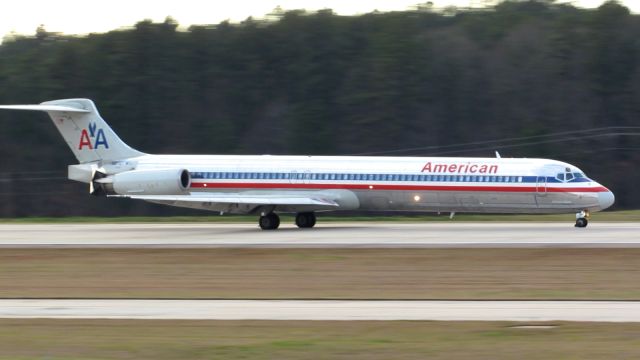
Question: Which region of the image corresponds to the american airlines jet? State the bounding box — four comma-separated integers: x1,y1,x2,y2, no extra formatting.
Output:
0,99,614,229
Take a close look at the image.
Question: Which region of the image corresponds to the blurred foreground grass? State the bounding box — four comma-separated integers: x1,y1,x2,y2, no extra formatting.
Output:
0,209,638,223
1,319,639,360
3,248,640,300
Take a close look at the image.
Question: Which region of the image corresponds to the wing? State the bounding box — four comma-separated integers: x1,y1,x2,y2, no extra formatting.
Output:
113,193,340,207
109,190,350,214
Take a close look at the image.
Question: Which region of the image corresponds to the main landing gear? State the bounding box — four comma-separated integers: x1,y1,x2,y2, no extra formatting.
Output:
575,210,589,228
295,212,316,228
258,212,317,230
259,213,280,230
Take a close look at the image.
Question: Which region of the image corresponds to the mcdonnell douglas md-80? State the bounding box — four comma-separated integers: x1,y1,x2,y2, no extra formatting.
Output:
0,99,614,229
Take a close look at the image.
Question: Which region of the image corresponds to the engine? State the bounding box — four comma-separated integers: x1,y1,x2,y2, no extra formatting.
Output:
94,168,191,196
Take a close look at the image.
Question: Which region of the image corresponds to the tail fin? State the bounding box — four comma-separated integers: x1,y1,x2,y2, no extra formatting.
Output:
0,98,144,163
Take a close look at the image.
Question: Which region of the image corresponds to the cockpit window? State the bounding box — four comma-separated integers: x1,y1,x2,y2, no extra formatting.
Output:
557,172,584,182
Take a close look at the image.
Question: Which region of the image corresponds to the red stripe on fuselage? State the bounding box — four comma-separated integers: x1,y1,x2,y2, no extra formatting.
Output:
189,182,609,193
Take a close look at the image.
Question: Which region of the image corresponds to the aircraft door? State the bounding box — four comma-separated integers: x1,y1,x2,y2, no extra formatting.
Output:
289,170,310,185
289,170,299,184
536,176,547,196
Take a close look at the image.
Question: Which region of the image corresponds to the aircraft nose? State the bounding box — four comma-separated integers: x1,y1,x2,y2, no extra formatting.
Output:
598,189,615,210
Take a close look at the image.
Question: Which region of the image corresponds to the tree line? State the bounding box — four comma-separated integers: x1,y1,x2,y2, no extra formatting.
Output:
0,0,638,216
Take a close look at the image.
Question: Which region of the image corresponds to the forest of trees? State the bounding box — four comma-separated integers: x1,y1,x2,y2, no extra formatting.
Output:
0,0,638,216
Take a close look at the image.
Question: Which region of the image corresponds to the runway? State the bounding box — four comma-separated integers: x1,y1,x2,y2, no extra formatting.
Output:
2,299,640,322
0,222,638,248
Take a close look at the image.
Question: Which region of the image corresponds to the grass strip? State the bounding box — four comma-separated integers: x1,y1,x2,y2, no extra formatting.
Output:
1,319,640,360
2,248,640,300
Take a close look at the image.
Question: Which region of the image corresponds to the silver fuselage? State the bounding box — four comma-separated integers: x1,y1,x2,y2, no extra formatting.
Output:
106,154,614,215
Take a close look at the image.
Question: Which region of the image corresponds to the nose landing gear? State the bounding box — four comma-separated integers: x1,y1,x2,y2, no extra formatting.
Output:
575,210,590,228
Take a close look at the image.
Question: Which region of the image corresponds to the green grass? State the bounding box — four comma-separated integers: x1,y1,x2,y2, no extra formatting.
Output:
0,209,638,223
1,319,640,360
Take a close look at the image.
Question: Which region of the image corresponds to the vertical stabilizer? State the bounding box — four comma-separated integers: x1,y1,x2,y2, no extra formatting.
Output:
0,98,144,163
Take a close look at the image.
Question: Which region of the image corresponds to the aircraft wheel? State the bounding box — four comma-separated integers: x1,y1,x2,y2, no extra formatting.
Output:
259,213,280,230
575,217,588,228
295,212,316,228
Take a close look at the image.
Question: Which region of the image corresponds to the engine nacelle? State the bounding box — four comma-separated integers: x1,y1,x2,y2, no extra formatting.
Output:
101,168,191,195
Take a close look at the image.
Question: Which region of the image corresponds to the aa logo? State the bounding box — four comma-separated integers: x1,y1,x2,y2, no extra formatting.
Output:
78,122,109,150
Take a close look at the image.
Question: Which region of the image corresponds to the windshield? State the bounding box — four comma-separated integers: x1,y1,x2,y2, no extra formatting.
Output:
556,171,587,182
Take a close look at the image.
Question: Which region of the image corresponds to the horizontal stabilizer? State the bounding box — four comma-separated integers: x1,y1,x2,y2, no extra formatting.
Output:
0,104,90,113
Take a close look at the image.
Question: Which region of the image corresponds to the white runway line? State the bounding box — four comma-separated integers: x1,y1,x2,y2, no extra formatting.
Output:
2,300,640,322
0,222,639,248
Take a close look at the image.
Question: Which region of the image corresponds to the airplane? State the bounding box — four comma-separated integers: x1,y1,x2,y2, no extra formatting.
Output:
0,98,614,229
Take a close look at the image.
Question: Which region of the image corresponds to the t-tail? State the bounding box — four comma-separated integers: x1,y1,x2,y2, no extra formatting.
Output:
0,98,144,163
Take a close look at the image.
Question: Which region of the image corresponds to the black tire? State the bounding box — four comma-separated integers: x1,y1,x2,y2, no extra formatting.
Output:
575,218,588,228
259,213,280,230
295,212,316,228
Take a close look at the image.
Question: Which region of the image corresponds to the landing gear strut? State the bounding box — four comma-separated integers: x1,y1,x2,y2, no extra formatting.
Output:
259,213,280,230
295,212,316,228
575,210,589,228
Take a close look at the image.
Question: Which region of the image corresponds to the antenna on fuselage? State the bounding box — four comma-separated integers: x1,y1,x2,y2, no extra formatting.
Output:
495,151,501,158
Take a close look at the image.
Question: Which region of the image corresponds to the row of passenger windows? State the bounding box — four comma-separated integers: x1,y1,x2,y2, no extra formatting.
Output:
190,172,526,183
